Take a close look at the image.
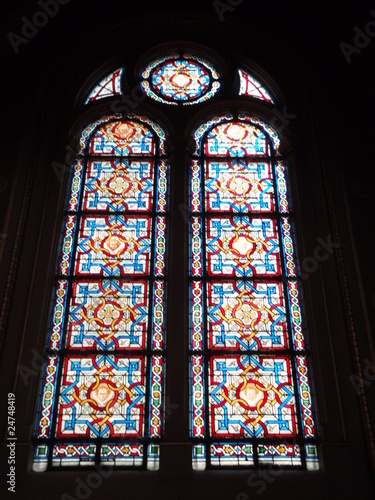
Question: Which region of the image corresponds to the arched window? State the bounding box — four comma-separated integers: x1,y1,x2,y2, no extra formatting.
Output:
189,114,318,469
33,114,168,471
33,53,318,473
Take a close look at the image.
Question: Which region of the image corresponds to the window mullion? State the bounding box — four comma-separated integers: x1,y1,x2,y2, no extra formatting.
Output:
163,137,195,447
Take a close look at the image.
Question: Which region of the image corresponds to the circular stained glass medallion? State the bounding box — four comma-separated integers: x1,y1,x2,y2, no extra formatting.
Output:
141,54,220,105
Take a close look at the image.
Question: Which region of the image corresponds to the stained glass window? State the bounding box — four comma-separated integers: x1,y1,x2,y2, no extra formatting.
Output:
35,53,321,475
84,68,125,104
141,54,220,105
33,114,168,471
189,114,319,470
238,69,274,104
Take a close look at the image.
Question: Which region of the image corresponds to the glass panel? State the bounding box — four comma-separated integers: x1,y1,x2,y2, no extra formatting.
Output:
100,443,143,466
295,356,316,437
205,217,281,277
190,281,204,351
34,117,168,470
211,443,254,466
238,69,274,104
89,121,156,156
33,445,49,472
191,160,202,213
84,68,124,104
83,160,155,212
149,356,164,437
67,160,84,211
52,444,96,467
207,281,288,351
190,217,203,277
151,281,166,350
205,160,275,213
287,281,306,351
204,123,270,157
66,280,149,351
35,356,59,438
47,280,68,350
209,355,297,438
280,217,297,278
154,216,167,276
194,115,233,155
56,355,146,438
156,161,169,213
152,60,211,101
75,216,153,277
275,162,290,213
141,54,220,106
257,443,302,466
238,115,280,151
192,444,206,470
147,444,160,470
189,115,318,469
305,444,319,470
190,355,205,438
57,215,77,276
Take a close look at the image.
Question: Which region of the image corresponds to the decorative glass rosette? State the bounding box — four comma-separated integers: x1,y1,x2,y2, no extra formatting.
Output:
141,54,220,105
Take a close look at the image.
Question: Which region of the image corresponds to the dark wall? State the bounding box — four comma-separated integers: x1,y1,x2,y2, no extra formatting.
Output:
0,1,374,498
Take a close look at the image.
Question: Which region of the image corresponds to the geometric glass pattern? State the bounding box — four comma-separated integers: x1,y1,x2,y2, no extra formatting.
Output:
238,69,274,104
84,67,124,104
33,116,168,471
189,114,318,470
141,53,220,106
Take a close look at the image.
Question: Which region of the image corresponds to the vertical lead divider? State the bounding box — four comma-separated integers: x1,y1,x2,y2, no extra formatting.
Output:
160,137,195,473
